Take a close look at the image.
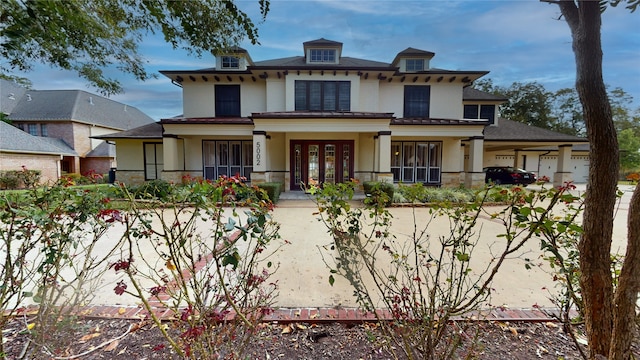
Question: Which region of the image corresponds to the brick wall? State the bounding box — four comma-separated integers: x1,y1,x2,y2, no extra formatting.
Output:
0,153,60,185
80,157,114,176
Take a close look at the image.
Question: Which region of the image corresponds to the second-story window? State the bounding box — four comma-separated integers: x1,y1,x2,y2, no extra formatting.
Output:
28,124,37,136
404,85,430,118
221,56,240,69
405,59,424,72
295,81,350,111
309,49,336,63
215,85,241,117
464,104,495,124
40,124,48,137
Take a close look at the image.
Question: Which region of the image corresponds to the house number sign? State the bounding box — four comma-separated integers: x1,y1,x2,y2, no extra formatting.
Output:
255,141,261,166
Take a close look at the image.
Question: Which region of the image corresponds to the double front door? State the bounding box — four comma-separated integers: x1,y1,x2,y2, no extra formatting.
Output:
291,140,354,190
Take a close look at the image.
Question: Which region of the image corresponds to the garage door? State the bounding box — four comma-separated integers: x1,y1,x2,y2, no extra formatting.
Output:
538,156,556,181
571,156,589,183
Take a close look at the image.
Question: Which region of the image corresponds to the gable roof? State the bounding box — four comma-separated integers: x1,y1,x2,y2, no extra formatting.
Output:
160,38,489,82
303,38,343,47
6,90,154,130
0,79,28,115
484,118,588,142
0,121,76,156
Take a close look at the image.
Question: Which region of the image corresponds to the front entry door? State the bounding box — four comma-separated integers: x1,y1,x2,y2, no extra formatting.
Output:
291,140,354,190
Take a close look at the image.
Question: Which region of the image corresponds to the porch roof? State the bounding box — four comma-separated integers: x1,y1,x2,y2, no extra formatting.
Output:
391,118,489,126
161,117,253,125
92,122,163,140
251,111,393,119
484,118,588,143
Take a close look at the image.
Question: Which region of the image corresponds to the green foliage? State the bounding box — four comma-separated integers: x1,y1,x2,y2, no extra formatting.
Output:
396,183,478,204
310,181,584,359
0,0,270,94
130,179,173,200
256,182,282,203
473,80,640,142
551,87,585,136
0,183,122,356
619,128,640,173
112,175,284,358
0,168,40,189
362,181,394,206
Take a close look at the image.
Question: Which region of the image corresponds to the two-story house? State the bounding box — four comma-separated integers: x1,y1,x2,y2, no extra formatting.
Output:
2,79,155,183
99,38,588,189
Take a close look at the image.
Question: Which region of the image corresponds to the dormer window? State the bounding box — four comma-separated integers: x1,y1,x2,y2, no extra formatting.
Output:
221,56,240,69
405,59,424,72
310,49,336,63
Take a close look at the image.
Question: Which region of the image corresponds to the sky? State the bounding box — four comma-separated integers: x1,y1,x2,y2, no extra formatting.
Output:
8,0,640,121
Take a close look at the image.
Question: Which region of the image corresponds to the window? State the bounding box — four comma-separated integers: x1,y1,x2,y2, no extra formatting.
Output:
215,85,241,117
221,56,240,69
295,81,350,111
203,140,253,181
405,59,424,72
480,105,496,124
309,49,336,63
40,124,48,137
403,86,430,118
391,141,441,184
27,124,37,136
144,142,164,180
463,104,495,124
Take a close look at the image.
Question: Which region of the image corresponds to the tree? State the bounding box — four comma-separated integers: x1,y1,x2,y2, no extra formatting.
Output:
0,0,269,95
544,1,640,359
551,87,585,136
619,128,640,173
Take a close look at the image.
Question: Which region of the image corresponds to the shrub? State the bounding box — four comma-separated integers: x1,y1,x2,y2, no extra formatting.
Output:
257,182,282,203
131,179,173,200
0,168,40,189
362,181,394,206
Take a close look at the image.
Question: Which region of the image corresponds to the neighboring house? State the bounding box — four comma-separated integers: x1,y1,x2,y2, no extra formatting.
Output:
96,38,588,189
1,79,155,180
0,121,76,184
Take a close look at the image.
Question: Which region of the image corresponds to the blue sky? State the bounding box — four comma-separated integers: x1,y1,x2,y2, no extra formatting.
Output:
11,0,640,121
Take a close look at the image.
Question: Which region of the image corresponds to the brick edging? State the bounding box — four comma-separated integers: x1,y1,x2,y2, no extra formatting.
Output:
6,305,572,323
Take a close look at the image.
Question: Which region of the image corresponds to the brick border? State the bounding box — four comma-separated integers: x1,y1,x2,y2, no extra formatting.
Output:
7,304,571,324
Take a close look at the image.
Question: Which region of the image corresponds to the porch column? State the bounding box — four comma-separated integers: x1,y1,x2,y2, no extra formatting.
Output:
553,144,573,187
514,149,521,168
376,131,393,183
162,136,182,183
441,139,463,187
464,136,485,188
252,131,267,184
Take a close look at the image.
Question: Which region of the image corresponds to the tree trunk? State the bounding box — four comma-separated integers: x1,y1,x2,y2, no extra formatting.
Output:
610,184,640,360
556,2,618,358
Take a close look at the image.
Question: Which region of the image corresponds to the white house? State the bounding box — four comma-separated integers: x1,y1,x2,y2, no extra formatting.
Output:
97,38,588,189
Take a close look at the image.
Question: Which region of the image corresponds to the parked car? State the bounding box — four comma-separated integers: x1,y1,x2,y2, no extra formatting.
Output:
484,166,537,186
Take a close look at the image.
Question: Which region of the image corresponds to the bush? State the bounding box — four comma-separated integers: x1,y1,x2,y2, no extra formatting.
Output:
362,181,394,206
0,168,40,189
131,179,173,200
0,172,19,189
257,182,282,203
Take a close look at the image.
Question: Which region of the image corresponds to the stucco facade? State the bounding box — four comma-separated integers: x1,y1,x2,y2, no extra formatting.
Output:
102,38,588,189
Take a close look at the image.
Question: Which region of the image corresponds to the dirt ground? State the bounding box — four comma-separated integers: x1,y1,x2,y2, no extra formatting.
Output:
4,316,638,359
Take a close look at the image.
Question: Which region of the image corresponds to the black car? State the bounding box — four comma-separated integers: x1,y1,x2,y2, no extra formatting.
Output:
484,166,537,186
